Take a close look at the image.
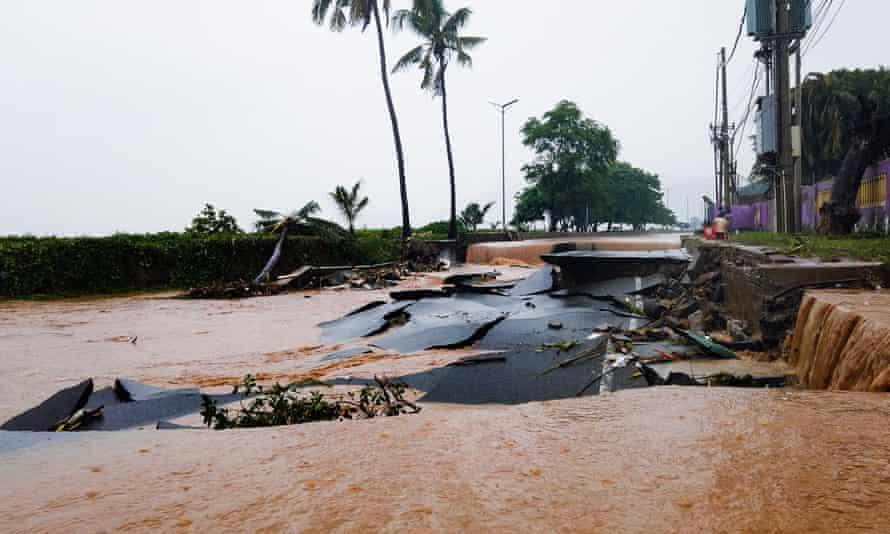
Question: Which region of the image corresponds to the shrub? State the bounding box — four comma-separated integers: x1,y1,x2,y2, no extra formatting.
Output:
0,233,357,297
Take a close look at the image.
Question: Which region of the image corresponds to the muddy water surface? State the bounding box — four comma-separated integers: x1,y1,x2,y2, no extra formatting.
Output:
2,389,890,532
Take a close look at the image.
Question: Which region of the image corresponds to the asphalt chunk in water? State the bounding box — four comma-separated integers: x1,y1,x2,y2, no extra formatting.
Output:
372,298,508,353
506,265,557,296
1,379,93,431
397,339,648,404
319,301,416,345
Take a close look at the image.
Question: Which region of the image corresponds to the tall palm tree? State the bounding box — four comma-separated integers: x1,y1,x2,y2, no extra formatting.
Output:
392,0,486,239
312,0,411,254
330,179,370,235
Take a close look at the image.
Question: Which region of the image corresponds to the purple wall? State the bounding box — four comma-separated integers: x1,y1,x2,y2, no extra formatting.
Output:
731,201,771,230
799,158,890,230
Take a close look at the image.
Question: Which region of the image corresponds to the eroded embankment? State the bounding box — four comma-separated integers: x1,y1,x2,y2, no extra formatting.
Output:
788,290,890,391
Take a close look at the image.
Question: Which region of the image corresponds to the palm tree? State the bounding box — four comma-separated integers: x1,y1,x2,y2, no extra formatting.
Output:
392,0,486,240
330,180,370,235
250,202,321,286
312,0,412,254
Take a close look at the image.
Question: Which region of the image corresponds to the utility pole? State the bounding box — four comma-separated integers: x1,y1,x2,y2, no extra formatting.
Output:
793,42,803,231
720,47,732,210
776,0,794,233
490,99,519,233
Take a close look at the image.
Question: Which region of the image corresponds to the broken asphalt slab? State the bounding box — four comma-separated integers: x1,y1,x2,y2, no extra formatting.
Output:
504,265,557,296
319,301,415,345
372,297,509,353
0,379,93,431
395,339,648,405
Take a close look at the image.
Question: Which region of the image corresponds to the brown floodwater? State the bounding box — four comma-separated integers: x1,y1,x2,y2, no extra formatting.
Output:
2,389,890,533
3,261,890,532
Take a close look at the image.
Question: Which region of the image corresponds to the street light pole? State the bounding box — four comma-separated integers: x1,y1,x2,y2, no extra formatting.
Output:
490,99,519,232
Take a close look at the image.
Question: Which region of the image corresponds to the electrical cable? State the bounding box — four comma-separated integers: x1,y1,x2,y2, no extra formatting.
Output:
803,0,846,57
725,5,748,65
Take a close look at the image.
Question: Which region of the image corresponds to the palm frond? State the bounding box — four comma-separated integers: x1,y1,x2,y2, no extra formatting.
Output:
298,201,322,219
311,0,333,25
382,0,391,24
457,36,486,50
443,7,472,33
455,50,472,68
330,7,348,31
253,209,283,220
393,45,425,73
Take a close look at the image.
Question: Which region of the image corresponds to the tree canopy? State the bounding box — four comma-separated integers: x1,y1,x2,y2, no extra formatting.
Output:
186,204,242,235
459,201,494,231
513,101,673,231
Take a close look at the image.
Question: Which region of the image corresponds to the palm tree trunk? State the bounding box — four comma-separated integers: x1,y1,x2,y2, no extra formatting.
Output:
371,2,411,255
820,115,890,234
439,66,458,240
252,226,288,287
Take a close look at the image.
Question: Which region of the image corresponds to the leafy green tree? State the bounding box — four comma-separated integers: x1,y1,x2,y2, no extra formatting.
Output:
330,180,370,235
186,204,242,235
312,0,412,252
392,0,486,240
605,163,674,230
459,201,493,231
511,186,547,228
519,101,618,231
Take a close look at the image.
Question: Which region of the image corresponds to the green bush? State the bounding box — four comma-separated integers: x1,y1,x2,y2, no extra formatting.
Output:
0,233,361,298
353,229,401,265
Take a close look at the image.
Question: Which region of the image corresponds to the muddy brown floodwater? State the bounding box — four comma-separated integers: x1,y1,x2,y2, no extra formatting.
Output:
3,259,890,532
2,389,890,533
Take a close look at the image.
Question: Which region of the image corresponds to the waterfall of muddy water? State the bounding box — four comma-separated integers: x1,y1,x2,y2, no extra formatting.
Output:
3,389,890,532
789,289,890,391
466,233,683,265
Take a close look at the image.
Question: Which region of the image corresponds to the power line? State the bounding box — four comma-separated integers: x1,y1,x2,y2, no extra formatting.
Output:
803,0,846,57
733,64,762,162
725,5,748,65
802,0,834,56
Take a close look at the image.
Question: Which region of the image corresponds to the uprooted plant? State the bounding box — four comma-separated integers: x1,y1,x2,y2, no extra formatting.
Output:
200,375,420,430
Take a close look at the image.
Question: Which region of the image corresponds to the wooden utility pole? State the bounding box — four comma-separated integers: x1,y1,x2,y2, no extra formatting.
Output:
776,0,794,233
721,47,732,210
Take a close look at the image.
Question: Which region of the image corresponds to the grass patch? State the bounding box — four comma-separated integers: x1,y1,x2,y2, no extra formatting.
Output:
733,231,890,263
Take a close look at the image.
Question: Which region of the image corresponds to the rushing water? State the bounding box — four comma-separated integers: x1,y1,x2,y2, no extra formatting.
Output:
789,290,890,391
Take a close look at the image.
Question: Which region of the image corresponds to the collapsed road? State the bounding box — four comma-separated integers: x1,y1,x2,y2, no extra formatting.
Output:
2,245,801,431
3,235,890,532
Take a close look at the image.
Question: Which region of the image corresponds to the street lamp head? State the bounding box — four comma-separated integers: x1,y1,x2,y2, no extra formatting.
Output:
490,99,520,110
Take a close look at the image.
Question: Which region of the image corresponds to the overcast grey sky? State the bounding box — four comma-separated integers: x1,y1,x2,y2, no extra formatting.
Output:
1,1,888,235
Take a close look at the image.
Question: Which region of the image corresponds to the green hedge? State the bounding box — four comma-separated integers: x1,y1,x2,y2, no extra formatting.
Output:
0,233,375,298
